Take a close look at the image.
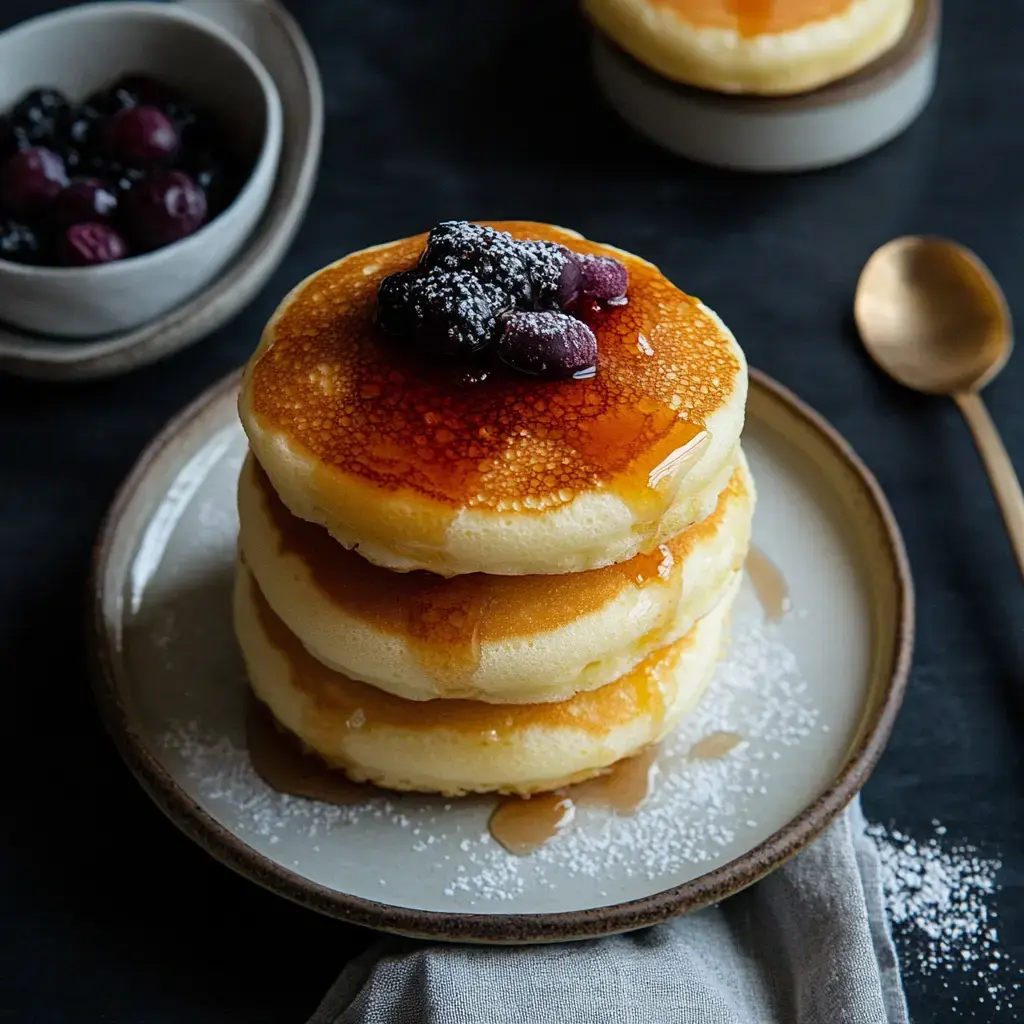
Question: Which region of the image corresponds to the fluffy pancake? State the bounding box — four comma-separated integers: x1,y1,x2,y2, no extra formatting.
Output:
237,449,754,703
234,564,740,796
583,0,914,95
239,221,746,576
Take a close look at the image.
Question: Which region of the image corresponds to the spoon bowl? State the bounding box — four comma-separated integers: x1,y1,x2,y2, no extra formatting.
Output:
855,235,1024,580
854,236,1012,395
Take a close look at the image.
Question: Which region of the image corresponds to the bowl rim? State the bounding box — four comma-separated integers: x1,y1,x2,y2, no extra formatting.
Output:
0,0,283,280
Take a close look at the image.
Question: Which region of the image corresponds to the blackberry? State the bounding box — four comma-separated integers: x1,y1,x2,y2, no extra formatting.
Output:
0,218,41,264
497,310,597,380
519,240,582,309
411,267,505,355
420,220,489,270
421,221,532,308
9,88,71,146
68,103,106,156
375,222,626,376
376,269,419,338
378,265,504,355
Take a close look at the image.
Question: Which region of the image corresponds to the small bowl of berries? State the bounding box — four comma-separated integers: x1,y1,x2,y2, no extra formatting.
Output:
0,1,283,338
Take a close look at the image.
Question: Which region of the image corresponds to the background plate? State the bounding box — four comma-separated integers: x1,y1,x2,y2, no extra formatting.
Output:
90,368,912,942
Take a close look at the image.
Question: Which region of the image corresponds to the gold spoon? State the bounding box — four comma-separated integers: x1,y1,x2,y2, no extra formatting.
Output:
855,236,1024,576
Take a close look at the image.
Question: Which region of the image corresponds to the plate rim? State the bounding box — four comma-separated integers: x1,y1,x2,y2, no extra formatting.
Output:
88,366,914,944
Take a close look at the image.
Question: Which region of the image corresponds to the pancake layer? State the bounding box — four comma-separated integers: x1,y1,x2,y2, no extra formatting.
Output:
584,0,914,95
238,450,754,703
234,564,740,797
239,222,746,577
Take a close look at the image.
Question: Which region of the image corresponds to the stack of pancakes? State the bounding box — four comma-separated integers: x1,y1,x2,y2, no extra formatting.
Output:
235,222,753,797
584,0,914,95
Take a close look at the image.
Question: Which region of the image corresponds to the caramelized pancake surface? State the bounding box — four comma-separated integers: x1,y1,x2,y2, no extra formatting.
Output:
240,223,746,575
584,0,914,95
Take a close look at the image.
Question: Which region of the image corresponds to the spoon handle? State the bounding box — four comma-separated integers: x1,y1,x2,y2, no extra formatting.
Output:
955,391,1024,579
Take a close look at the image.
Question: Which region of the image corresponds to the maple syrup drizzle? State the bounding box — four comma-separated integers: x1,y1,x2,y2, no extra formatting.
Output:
488,795,576,857
745,546,789,623
689,731,743,760
246,697,662,859
246,696,379,805
488,746,660,856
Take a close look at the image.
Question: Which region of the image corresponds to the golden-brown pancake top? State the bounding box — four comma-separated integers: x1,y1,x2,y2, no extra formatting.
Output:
247,222,739,517
253,456,745,645
249,569,684,739
649,0,856,35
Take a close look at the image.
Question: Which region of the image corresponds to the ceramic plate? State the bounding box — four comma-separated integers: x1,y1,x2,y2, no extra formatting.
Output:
0,0,322,381
90,368,912,943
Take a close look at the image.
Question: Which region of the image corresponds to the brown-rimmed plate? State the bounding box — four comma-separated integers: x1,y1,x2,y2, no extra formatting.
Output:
89,368,912,943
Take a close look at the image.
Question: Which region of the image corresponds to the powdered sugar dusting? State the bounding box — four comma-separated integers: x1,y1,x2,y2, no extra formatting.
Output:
868,821,1020,1015
159,592,822,906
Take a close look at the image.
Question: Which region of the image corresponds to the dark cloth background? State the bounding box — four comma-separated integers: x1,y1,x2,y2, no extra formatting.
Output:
1,1,1021,1020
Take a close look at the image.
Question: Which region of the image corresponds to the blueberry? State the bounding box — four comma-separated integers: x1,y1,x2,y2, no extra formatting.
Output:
124,169,207,249
68,103,105,155
9,88,71,146
519,241,583,309
107,106,179,165
0,218,41,264
421,221,532,308
0,147,68,220
59,222,128,266
579,255,628,302
50,177,118,227
497,310,598,379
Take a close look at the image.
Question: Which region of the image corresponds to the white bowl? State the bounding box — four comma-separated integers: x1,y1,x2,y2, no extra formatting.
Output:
0,1,283,338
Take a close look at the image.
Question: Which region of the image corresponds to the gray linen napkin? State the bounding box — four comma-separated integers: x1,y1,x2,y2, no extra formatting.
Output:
308,798,907,1024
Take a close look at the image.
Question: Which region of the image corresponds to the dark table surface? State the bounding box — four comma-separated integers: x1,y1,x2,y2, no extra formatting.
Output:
2,0,1022,1020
